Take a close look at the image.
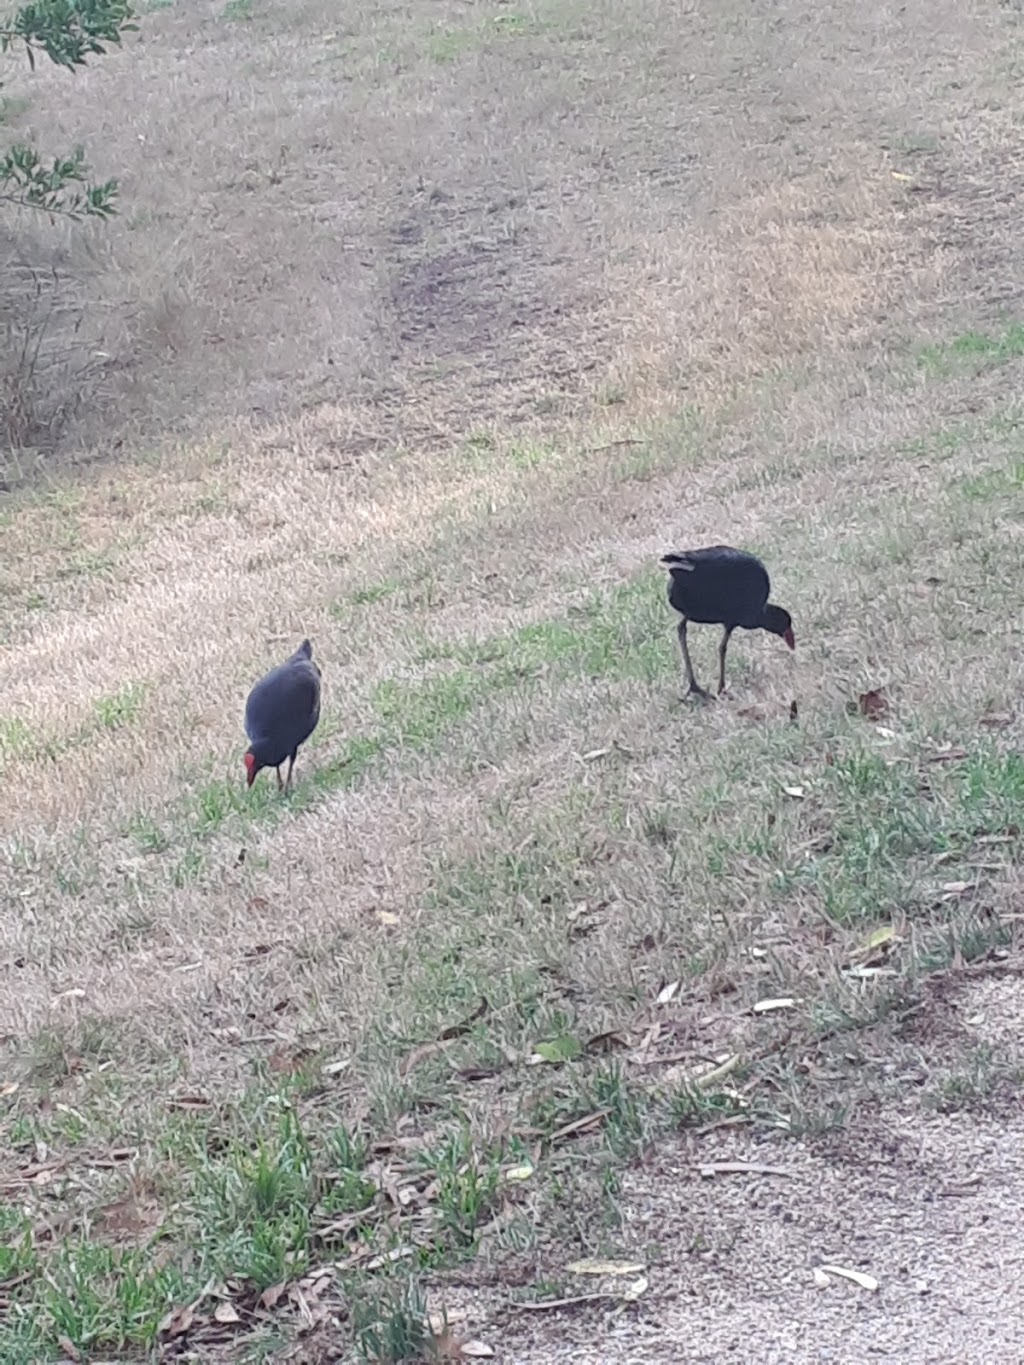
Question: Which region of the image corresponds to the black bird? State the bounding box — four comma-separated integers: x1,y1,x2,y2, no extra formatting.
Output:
661,546,795,698
243,638,322,791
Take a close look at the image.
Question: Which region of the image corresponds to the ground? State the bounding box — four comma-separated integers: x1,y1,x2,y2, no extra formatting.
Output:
1,0,1024,1360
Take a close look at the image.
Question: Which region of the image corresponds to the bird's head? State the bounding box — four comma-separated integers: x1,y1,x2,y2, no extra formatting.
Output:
244,749,260,788
764,605,795,651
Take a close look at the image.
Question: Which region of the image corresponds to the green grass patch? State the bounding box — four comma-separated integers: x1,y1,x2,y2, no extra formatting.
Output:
348,579,401,606
959,458,1024,501
0,715,35,761
427,12,540,63
918,321,1024,374
93,681,146,731
0,682,147,776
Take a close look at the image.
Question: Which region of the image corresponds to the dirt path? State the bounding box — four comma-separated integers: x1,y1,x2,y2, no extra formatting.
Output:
432,970,1024,1364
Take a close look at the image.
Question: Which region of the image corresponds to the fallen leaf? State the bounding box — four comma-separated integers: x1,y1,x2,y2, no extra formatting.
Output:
456,1065,502,1081
697,1161,795,1178
849,924,899,968
158,1304,195,1339
400,999,491,1075
819,1263,879,1292
789,699,799,722
567,1258,646,1277
398,1040,447,1075
214,1301,241,1324
927,746,967,764
692,1053,740,1088
504,1163,534,1182
782,785,805,799
459,1343,496,1360
655,980,680,1005
0,1081,18,1097
321,1057,351,1076
582,747,611,762
427,1310,468,1336
737,704,769,721
516,1291,608,1312
259,1281,288,1309
864,925,896,951
361,1245,415,1272
439,998,488,1040
980,711,1013,728
938,1173,983,1197
375,909,401,926
531,1035,583,1065
585,1029,627,1054
856,688,889,722
50,988,86,1005
813,1267,831,1288
55,1338,81,1363
753,997,798,1014
167,1094,211,1110
268,1047,311,1075
620,1275,648,1301
548,1109,608,1143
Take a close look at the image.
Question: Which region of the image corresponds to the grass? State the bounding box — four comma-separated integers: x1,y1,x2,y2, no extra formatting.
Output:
918,322,1024,374
3,0,1024,1359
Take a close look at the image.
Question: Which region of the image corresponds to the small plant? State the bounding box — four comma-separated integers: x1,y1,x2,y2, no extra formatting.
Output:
420,1129,502,1249
351,1275,428,1364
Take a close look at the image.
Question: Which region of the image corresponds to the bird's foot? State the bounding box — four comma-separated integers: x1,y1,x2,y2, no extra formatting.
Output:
685,683,713,702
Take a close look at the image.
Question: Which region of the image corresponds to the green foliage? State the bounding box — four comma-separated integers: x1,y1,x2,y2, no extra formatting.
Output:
1,0,136,219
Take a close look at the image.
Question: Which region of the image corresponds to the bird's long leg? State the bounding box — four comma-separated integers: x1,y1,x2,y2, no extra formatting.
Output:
284,752,296,793
717,626,734,696
677,619,709,699
275,766,283,792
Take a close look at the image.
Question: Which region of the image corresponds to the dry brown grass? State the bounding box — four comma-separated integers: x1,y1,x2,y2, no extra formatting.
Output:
2,0,1024,1360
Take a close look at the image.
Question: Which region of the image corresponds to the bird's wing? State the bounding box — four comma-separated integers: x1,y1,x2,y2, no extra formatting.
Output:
291,661,321,712
245,660,320,742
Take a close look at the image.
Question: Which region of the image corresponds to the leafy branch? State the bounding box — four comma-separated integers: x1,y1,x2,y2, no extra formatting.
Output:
1,0,135,219
0,143,117,218
0,0,136,71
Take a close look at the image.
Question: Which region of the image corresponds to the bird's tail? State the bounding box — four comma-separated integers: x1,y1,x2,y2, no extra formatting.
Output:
660,552,694,572
294,638,313,660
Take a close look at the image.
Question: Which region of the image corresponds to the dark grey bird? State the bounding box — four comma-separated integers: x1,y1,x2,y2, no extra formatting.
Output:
661,546,795,698
243,639,322,791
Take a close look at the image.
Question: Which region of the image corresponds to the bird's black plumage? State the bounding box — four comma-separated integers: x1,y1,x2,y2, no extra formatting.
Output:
661,546,794,698
244,638,322,790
